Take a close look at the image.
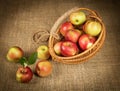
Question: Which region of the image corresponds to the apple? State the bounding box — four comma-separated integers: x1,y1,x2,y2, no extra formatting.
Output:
36,60,52,77
61,41,79,57
70,11,86,25
83,20,102,36
37,45,50,60
60,21,74,36
6,46,24,62
79,34,96,50
54,41,62,55
65,29,82,43
16,66,33,83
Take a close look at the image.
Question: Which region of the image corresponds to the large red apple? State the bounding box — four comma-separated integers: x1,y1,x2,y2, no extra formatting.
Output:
6,46,24,62
60,21,74,36
65,29,82,43
36,60,52,77
61,41,79,57
79,34,96,50
54,41,62,55
16,66,33,83
83,20,102,36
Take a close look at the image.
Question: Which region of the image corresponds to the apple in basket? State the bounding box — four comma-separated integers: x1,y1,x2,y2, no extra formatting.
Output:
61,41,79,57
70,11,86,25
60,21,74,36
65,29,82,43
37,45,50,60
79,34,96,50
36,60,52,77
6,46,24,62
83,20,102,36
54,41,63,55
16,66,33,83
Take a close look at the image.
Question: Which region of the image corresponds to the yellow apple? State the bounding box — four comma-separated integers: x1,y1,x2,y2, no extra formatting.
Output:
84,20,102,36
37,45,50,60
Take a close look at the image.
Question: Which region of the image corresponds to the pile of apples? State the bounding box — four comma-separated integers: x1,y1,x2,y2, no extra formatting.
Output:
54,11,102,57
6,45,52,83
5,10,102,83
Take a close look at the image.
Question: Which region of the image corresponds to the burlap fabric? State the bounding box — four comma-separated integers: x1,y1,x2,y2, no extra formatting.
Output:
0,0,120,91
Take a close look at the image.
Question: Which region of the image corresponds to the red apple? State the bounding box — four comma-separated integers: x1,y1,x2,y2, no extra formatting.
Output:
36,60,52,77
6,46,24,62
54,41,62,55
16,66,33,83
65,29,82,43
60,21,74,36
37,45,50,60
79,34,96,50
83,20,102,36
61,41,79,57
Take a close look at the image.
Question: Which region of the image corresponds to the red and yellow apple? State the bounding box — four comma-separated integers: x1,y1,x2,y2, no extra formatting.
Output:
70,11,86,25
79,34,96,50
54,41,62,55
16,66,33,83
6,46,24,62
83,20,102,36
36,60,52,77
60,21,74,36
61,41,79,57
65,29,82,43
37,45,50,60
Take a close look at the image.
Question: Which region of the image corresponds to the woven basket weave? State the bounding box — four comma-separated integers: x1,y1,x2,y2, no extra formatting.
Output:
48,7,106,64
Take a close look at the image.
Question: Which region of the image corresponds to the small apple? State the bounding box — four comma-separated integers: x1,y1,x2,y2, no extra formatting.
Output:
61,41,79,57
70,11,86,25
54,41,62,55
37,45,50,60
16,66,33,83
79,34,96,50
60,21,74,36
65,29,82,43
83,20,102,36
6,46,23,62
36,60,52,77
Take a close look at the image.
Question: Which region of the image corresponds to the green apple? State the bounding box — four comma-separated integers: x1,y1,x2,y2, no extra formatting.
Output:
37,45,50,60
6,46,24,62
84,20,102,36
70,11,86,25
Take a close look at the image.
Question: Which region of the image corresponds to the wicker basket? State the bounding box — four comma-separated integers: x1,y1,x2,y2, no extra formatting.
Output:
48,7,106,64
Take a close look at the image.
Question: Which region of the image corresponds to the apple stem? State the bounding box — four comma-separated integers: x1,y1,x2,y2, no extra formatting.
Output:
24,62,28,67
